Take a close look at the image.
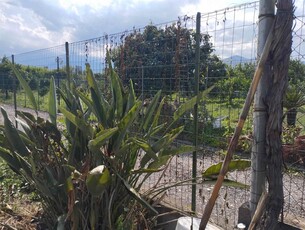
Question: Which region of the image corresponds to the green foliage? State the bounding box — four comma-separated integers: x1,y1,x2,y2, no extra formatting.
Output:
111,24,226,95
283,82,305,126
283,83,305,110
0,59,200,229
288,59,305,85
215,63,254,101
202,159,251,189
202,159,251,178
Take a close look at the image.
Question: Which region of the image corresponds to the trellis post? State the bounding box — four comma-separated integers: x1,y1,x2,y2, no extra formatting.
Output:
192,12,201,213
250,0,275,216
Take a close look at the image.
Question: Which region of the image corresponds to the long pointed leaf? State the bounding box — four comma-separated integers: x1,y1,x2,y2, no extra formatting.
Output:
150,97,165,131
141,90,162,131
151,126,184,153
161,145,195,157
88,127,118,151
117,173,158,215
0,146,22,172
110,69,124,119
49,76,57,125
202,159,251,178
86,64,109,124
174,86,214,121
10,63,38,112
126,80,136,114
59,106,93,138
1,107,29,157
112,100,142,152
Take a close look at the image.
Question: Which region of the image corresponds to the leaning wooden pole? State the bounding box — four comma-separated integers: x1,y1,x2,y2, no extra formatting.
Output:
199,19,275,230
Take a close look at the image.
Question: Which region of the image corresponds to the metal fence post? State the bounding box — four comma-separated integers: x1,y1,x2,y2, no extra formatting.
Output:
250,0,275,215
65,42,71,88
11,54,18,128
192,12,201,213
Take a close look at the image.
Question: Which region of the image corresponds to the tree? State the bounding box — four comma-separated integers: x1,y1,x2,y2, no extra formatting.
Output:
288,59,305,84
215,63,254,100
0,57,15,99
111,24,226,96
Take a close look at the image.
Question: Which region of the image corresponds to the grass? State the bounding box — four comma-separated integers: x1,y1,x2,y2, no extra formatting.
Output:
0,160,42,230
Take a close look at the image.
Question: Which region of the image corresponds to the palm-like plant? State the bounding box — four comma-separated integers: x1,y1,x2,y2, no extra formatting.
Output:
283,82,305,126
0,57,209,229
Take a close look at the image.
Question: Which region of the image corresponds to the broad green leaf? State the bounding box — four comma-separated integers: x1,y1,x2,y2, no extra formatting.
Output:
13,151,33,179
147,155,171,170
59,106,93,138
112,100,141,152
222,179,250,189
126,80,136,114
86,165,111,196
86,64,109,125
161,145,195,157
131,138,158,161
202,159,251,178
44,166,58,186
76,90,96,117
16,110,36,123
141,90,161,131
117,173,158,215
150,97,165,131
131,168,164,174
10,63,38,112
1,107,29,157
0,146,21,172
115,142,138,159
202,178,249,189
90,87,107,126
174,86,214,121
147,123,167,137
110,69,124,119
88,127,118,151
49,76,57,125
151,126,184,153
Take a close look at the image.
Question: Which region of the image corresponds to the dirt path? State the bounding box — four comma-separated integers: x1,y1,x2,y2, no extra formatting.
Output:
0,104,49,125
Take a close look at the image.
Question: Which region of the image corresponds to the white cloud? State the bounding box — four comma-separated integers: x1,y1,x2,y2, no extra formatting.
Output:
0,0,303,60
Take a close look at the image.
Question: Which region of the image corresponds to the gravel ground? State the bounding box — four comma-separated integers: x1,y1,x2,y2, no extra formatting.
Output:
1,103,305,229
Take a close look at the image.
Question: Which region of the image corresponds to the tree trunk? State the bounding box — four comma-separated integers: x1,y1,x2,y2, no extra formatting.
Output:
258,0,294,229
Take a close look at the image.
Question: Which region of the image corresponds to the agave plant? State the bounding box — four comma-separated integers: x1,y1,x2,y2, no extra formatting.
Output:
0,57,215,229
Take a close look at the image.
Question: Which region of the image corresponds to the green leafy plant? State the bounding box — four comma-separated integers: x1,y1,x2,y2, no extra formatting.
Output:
0,58,211,229
283,83,305,126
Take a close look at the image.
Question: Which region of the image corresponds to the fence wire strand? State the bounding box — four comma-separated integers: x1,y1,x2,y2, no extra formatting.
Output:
1,1,305,229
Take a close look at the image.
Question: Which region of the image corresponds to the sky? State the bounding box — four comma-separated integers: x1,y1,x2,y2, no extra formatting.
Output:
0,0,254,58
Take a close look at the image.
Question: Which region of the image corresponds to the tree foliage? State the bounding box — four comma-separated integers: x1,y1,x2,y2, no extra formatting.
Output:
111,24,226,95
215,62,255,100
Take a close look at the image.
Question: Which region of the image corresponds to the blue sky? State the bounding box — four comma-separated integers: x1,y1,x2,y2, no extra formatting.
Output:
0,0,255,57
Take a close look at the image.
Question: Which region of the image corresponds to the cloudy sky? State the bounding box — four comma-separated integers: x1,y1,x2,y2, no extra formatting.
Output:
0,0,256,58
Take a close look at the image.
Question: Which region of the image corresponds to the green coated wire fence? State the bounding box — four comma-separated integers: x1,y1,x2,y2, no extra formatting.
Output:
1,1,305,228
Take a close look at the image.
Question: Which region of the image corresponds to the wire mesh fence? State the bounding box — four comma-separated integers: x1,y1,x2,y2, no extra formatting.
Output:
1,0,305,229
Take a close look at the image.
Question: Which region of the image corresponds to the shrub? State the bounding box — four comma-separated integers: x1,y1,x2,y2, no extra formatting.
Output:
0,59,202,229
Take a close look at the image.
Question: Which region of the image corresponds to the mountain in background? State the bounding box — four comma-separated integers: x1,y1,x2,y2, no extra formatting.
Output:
222,55,254,67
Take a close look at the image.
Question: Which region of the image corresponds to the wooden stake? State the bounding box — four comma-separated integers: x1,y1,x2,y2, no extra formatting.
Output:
199,20,275,230
248,191,268,230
